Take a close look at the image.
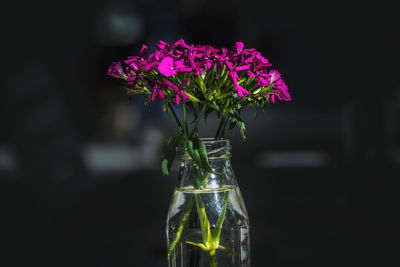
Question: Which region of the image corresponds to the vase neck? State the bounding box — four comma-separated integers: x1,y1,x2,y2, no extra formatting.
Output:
176,139,236,190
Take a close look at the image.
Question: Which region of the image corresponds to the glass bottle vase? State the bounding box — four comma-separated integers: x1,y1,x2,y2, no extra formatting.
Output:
166,139,250,267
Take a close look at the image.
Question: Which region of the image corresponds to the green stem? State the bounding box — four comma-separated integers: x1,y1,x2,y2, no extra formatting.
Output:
194,193,212,245
182,102,189,136
219,115,230,139
167,196,195,260
212,191,229,242
193,102,199,120
215,115,226,140
168,102,184,135
189,104,207,138
208,250,218,267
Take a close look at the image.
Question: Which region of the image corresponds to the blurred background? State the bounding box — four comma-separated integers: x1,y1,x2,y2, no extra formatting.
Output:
1,0,399,266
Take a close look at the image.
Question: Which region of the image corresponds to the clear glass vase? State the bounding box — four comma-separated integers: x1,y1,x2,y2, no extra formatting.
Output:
166,139,250,267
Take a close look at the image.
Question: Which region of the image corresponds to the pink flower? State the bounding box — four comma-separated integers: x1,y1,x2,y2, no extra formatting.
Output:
229,71,249,97
266,93,276,104
158,57,193,77
174,39,191,50
156,40,169,50
233,65,250,72
174,59,192,72
140,59,158,71
151,84,165,102
126,74,141,89
234,41,245,55
268,70,281,83
139,44,148,57
158,57,177,77
259,74,271,87
255,52,272,66
124,56,141,71
160,79,189,105
274,79,291,101
107,62,127,79
264,72,291,102
175,79,190,105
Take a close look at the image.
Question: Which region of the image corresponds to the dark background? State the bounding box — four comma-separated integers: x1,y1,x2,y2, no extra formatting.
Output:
1,0,399,266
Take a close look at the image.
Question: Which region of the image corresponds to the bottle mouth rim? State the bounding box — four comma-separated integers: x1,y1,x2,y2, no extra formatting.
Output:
179,138,231,159
198,138,230,144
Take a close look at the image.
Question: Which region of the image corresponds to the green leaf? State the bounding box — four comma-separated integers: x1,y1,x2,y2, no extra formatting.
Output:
186,137,217,175
238,120,246,140
218,245,235,256
161,134,182,176
186,138,202,166
230,113,247,141
208,101,220,112
185,241,208,251
229,118,237,130
196,138,217,175
184,91,200,102
252,108,259,120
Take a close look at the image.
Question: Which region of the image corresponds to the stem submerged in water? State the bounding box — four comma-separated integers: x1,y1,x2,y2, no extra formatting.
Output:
208,249,218,267
167,196,195,260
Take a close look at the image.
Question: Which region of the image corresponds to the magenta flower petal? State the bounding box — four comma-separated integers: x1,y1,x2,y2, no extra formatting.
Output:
274,79,291,101
140,44,148,57
224,61,233,71
235,41,245,54
167,52,178,58
107,62,126,79
179,79,189,90
174,39,191,50
174,58,186,68
151,85,165,102
258,75,270,87
236,84,249,97
158,56,177,77
188,52,196,68
228,71,238,85
151,87,157,102
176,67,193,73
255,53,272,67
234,65,250,72
174,94,180,105
156,40,169,50
180,91,189,101
269,70,281,83
157,89,165,100
247,70,256,78
244,52,257,64
161,80,179,91
229,71,249,97
268,94,276,104
127,76,137,83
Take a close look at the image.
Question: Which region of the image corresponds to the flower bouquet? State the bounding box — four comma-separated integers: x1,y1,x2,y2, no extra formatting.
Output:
108,39,291,267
